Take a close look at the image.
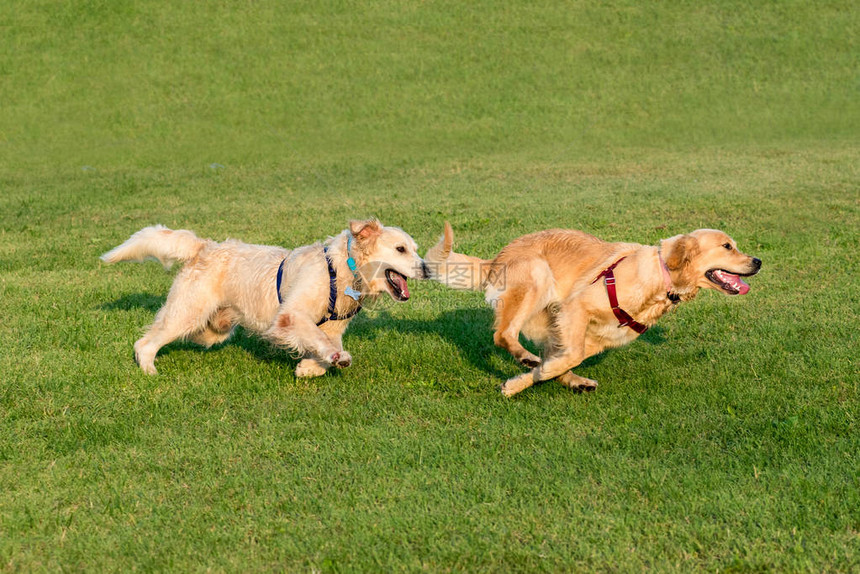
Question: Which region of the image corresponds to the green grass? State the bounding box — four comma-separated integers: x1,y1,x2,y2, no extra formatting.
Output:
1,1,858,571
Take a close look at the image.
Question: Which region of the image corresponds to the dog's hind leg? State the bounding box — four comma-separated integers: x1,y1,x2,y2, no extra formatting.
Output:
501,304,589,397
490,259,555,368
134,274,221,375
492,287,546,368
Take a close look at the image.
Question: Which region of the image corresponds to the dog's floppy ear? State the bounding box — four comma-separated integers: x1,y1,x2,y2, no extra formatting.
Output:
349,219,383,243
663,233,699,271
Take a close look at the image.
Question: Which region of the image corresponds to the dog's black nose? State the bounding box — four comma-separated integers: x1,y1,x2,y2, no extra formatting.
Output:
421,261,431,279
752,257,762,269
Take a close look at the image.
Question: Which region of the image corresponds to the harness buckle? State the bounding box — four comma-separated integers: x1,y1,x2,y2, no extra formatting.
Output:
604,276,616,286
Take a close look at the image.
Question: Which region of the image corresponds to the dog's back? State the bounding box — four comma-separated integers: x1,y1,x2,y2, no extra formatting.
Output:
426,225,640,296
495,229,640,295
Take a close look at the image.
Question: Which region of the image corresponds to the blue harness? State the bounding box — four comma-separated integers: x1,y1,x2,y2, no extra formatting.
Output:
276,245,362,326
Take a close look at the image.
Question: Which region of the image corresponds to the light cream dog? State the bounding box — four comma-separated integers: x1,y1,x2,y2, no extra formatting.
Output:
101,219,427,377
425,223,762,396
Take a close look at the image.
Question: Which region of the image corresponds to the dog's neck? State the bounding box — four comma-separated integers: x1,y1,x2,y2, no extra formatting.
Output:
340,233,364,288
324,232,365,299
657,251,682,304
345,233,361,280
657,245,699,303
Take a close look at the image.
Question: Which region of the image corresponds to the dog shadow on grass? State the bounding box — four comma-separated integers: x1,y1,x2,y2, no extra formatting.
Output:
350,307,513,378
99,292,166,313
98,292,299,371
99,293,668,378
348,308,668,379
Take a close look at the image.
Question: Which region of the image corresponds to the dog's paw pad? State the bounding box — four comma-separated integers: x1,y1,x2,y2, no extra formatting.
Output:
578,379,598,391
519,356,541,368
330,352,352,368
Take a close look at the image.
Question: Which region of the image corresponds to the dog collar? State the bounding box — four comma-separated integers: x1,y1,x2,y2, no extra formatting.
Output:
343,234,363,301
317,246,362,325
346,234,359,278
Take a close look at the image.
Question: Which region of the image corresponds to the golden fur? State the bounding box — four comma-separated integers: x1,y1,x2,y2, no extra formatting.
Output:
425,223,762,396
101,219,427,377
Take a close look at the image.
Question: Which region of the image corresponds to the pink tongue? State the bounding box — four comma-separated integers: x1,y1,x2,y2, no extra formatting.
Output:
393,274,410,299
717,270,750,295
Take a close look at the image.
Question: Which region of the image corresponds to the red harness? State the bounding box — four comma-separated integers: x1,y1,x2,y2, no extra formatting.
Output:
592,256,649,334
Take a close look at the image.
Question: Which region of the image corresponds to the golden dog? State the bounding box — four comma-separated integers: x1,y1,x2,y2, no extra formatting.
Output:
425,223,761,396
102,219,427,377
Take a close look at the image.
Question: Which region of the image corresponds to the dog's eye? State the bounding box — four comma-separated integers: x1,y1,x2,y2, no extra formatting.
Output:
396,246,407,254
722,243,732,250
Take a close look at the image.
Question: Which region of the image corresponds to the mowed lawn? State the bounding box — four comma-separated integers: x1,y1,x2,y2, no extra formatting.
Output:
1,1,858,571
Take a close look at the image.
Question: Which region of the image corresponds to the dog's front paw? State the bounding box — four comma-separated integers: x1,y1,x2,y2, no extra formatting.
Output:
295,359,328,378
500,372,535,397
514,350,541,368
556,371,598,392
329,351,352,368
577,378,598,392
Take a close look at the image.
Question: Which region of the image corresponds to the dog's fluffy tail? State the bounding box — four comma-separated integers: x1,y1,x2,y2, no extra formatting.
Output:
100,225,207,269
424,222,493,291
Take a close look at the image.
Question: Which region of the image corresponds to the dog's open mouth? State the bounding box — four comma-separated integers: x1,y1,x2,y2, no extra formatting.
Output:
705,269,753,295
385,269,410,301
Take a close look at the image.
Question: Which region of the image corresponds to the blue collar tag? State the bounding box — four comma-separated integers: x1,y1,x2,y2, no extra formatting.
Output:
344,286,362,301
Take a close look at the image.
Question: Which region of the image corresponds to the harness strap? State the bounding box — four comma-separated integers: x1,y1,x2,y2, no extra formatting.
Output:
276,247,361,325
592,256,649,334
276,258,286,305
323,249,338,321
